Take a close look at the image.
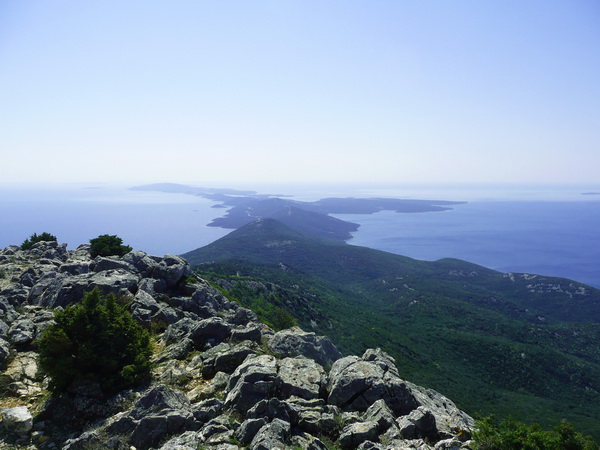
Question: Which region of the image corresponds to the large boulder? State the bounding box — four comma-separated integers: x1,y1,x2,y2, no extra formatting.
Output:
225,354,279,412
405,382,475,439
0,337,10,367
1,406,33,433
339,421,380,449
250,418,291,450
327,349,418,416
201,341,257,379
189,317,232,348
122,251,160,277
7,318,36,346
268,327,342,367
152,254,191,288
277,356,325,400
29,269,139,308
396,406,438,441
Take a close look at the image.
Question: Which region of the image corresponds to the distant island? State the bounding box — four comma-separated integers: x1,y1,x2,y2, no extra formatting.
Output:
582,192,600,196
131,183,466,242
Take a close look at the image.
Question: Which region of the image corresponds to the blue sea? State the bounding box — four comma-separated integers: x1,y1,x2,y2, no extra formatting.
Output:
1,183,599,288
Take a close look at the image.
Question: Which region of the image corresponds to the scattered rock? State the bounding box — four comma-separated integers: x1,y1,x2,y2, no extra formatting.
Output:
0,241,474,449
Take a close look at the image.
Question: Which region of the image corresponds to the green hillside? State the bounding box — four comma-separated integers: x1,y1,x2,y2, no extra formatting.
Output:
182,218,600,439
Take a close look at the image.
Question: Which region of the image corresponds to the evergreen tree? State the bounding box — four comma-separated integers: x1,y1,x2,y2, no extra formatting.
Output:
38,288,151,393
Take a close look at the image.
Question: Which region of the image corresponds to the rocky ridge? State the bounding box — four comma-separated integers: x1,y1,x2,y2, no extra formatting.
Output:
0,241,474,449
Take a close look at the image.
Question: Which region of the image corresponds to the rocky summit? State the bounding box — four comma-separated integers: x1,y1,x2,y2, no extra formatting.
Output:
0,241,473,449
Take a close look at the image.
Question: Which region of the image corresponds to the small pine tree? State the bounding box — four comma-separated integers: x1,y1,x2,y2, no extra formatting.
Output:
89,234,132,258
38,288,151,393
21,232,57,250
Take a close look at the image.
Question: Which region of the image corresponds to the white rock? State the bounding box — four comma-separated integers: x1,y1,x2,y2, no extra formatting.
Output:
2,405,33,433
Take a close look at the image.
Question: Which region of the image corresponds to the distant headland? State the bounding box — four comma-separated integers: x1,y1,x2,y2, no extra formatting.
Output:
131,183,466,242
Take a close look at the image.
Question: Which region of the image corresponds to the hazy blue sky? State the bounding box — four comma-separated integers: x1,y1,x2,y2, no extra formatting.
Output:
1,1,599,185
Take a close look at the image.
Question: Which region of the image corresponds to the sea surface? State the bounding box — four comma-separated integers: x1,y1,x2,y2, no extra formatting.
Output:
1,183,599,288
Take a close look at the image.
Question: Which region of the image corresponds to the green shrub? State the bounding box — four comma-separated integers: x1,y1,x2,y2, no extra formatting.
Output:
473,416,599,450
21,232,57,250
89,234,132,258
38,288,151,393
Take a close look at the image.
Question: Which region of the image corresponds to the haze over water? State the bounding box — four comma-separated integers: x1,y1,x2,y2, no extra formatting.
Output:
1,183,598,288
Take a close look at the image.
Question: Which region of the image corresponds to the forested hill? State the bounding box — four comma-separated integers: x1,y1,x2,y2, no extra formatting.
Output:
183,218,600,439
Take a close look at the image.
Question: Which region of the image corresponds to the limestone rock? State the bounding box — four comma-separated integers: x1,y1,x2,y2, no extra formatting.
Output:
250,418,291,450
268,327,342,367
397,406,438,441
1,406,33,433
0,337,10,367
236,418,268,445
7,318,36,346
152,254,191,288
278,356,325,400
339,421,380,449
327,350,418,416
225,354,278,412
201,340,257,379
189,317,232,348
406,382,475,439
364,399,397,433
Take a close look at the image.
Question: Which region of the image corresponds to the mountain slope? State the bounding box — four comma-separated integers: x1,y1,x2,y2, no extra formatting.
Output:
183,218,600,438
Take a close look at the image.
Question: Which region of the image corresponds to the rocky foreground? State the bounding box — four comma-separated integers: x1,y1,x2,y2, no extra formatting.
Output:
0,241,474,449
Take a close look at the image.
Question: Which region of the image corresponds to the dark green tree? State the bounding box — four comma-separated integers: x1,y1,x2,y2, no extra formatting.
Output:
21,232,57,250
38,288,151,393
89,234,132,258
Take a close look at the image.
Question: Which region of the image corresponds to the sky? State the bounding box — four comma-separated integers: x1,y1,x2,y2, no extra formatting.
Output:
1,1,599,186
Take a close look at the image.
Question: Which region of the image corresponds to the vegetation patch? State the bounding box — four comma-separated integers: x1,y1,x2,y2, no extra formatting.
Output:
473,416,599,449
38,288,151,393
89,234,132,258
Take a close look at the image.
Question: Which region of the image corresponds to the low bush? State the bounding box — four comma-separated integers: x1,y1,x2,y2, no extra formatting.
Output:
38,288,151,393
21,232,57,250
89,234,132,258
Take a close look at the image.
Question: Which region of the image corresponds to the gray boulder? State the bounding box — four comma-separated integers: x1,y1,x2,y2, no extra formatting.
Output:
0,337,10,367
152,254,191,288
230,323,263,343
7,318,36,346
201,341,257,379
225,354,278,412
278,356,325,400
190,317,232,348
1,406,33,433
339,421,380,449
29,269,138,308
163,317,197,344
158,430,202,450
236,418,268,445
0,318,9,337
327,350,418,416
130,385,190,420
246,398,295,424
289,431,329,450
364,399,397,433
397,406,438,441
405,382,475,440
130,409,194,449
58,261,90,275
92,256,136,273
268,327,342,367
122,251,160,277
191,398,223,424
250,418,291,450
